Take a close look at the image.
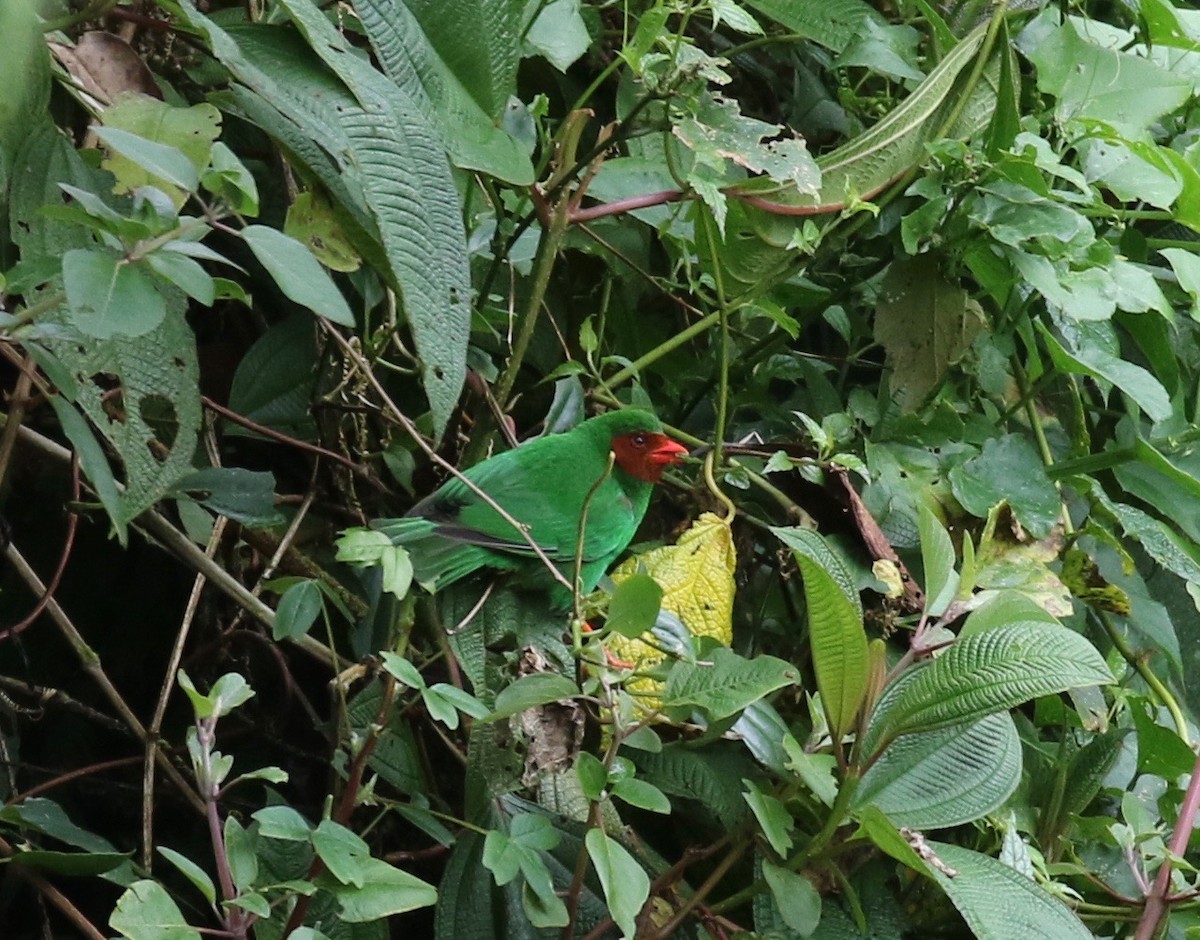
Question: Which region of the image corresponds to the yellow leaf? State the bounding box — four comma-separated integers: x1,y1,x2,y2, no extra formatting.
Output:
606,512,737,712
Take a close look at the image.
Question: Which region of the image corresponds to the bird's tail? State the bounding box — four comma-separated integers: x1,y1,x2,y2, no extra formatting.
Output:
370,517,499,592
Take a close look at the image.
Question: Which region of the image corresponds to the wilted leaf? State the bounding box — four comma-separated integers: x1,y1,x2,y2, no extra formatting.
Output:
608,513,737,711
875,256,985,411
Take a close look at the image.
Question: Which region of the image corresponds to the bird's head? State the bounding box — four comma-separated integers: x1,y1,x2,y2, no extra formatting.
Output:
611,430,689,483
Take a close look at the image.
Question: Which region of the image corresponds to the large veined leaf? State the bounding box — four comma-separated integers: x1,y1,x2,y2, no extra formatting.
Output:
0,0,48,176
178,0,470,440
751,19,993,214
771,526,862,618
663,648,798,721
854,713,1021,829
866,624,1111,746
7,123,201,537
354,0,532,184
741,0,883,53
48,304,201,528
774,528,868,738
926,842,1092,940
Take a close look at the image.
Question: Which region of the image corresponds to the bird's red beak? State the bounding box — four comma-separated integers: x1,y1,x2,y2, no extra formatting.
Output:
648,438,689,466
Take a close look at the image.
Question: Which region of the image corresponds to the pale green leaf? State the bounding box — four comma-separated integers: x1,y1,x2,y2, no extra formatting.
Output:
585,829,650,940
242,225,353,326
110,880,200,940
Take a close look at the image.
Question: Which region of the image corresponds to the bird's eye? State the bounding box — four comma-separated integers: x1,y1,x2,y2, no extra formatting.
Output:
631,433,647,448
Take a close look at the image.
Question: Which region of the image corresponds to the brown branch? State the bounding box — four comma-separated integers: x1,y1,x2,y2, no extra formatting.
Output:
0,456,80,643
0,832,107,940
201,396,383,488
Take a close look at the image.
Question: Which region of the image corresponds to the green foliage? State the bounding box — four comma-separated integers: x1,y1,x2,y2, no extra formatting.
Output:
9,0,1200,937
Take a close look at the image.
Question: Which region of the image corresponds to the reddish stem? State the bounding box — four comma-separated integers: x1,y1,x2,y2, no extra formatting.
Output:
1134,747,1200,939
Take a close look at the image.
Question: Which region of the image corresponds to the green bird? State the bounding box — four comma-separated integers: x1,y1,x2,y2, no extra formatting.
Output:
372,409,687,600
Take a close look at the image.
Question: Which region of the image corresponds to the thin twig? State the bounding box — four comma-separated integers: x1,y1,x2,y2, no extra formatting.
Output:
4,541,206,815
143,515,229,869
0,455,80,642
0,832,107,940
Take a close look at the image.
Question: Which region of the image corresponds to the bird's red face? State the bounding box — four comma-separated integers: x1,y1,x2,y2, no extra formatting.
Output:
611,431,689,483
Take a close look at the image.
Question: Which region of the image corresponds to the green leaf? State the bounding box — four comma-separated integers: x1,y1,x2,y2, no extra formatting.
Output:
157,847,215,904
1027,17,1191,134
242,225,353,326
792,552,868,738
575,752,607,801
0,799,118,853
62,248,167,339
97,96,221,207
251,806,313,841
177,670,254,719
0,0,47,168
320,855,438,921
11,849,129,877
110,880,200,940
486,673,579,722
875,256,986,411
274,579,323,641
236,766,289,784
1040,320,1172,422
606,573,663,639
341,530,414,600
48,396,125,542
867,624,1111,744
92,126,200,194
46,291,201,529
771,526,862,617
663,648,798,721
611,778,671,814
782,735,838,807
762,860,821,935
219,0,472,438
585,829,650,940
950,436,1061,539
420,683,480,729
526,0,591,71
170,467,280,526
225,315,318,441
740,0,881,52
917,505,958,618
925,842,1092,940
743,781,794,856
145,251,214,306
312,819,370,888
202,141,259,215
634,745,753,829
854,713,1021,828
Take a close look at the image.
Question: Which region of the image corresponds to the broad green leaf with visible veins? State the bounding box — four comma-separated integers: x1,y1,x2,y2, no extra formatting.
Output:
178,0,471,439
1026,16,1191,134
855,713,1021,828
353,0,532,183
950,436,1062,539
866,624,1110,746
791,550,867,738
664,648,798,721
926,842,1092,940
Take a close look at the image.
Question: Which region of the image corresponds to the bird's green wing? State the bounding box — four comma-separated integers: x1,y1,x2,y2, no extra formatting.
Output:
413,434,644,565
